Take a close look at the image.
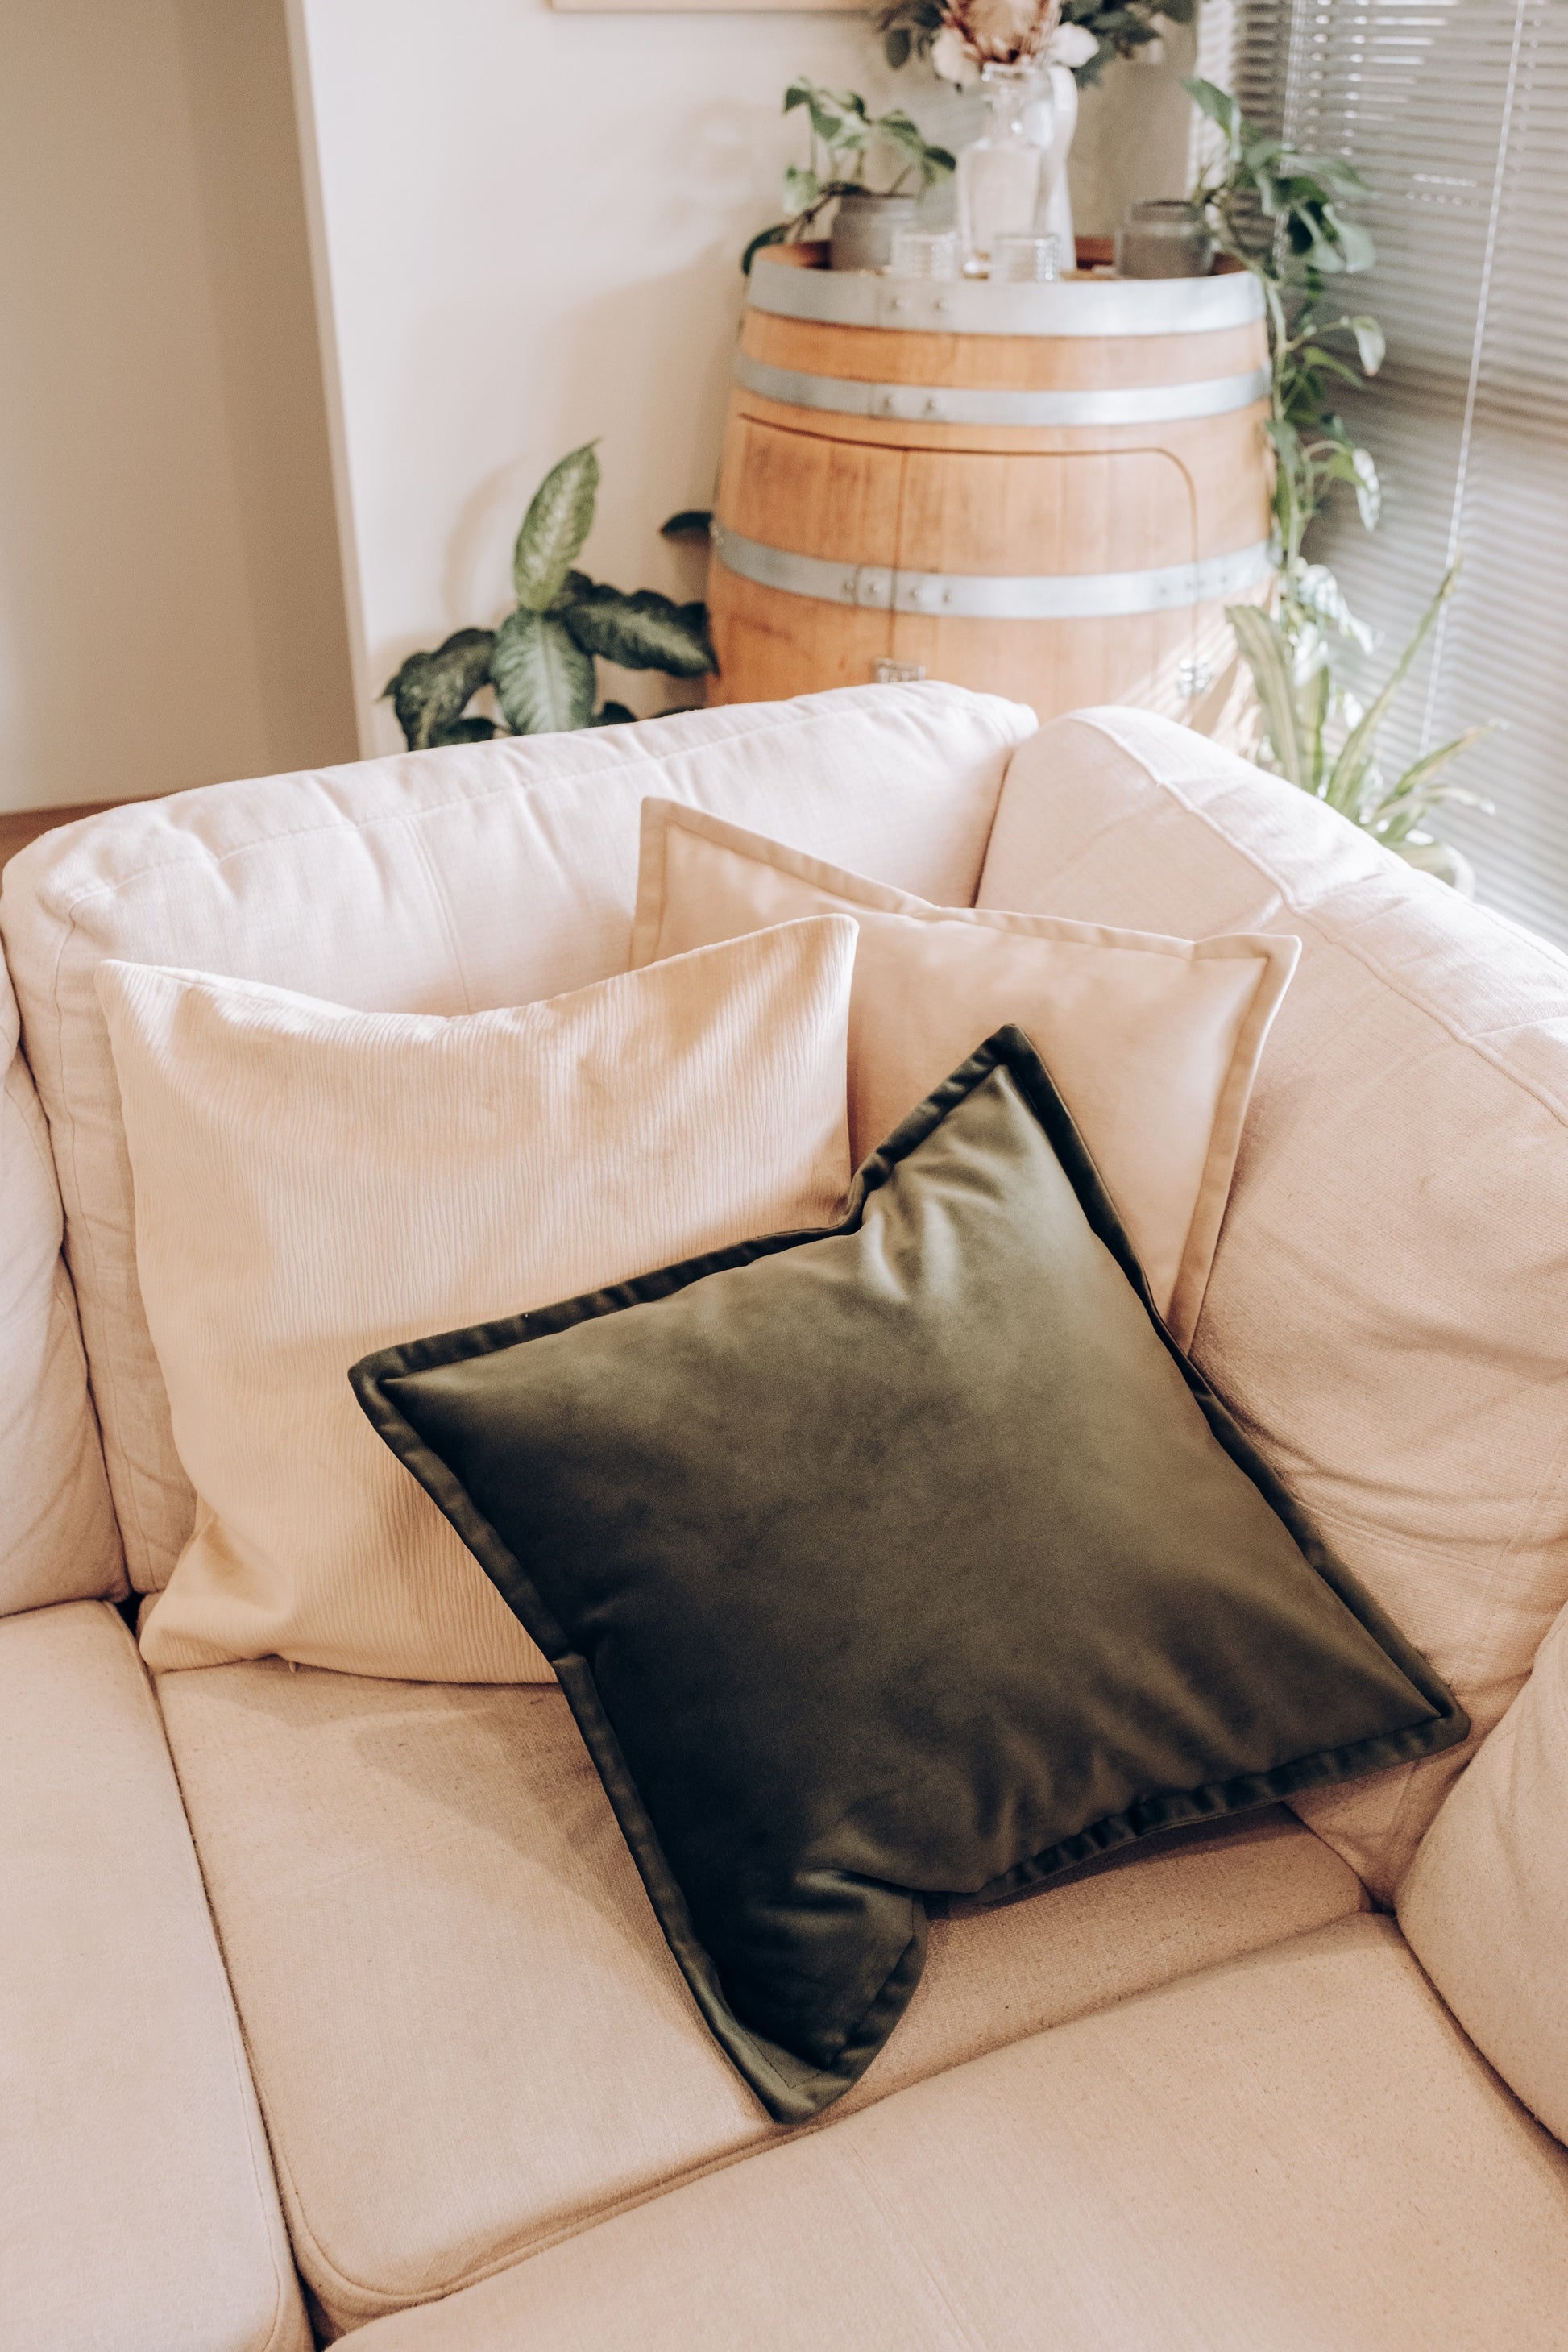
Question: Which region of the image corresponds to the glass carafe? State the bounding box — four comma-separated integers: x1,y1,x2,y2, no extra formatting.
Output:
956,64,1043,276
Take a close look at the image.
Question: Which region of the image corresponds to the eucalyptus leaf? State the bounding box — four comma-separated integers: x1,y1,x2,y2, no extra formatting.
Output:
512,443,599,612
380,627,496,751
491,607,595,734
559,583,715,676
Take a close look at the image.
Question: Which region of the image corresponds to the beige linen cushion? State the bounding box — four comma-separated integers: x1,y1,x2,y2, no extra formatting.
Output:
1399,1595,1568,2147
1,683,1032,1595
1,1603,308,2352
102,918,856,1681
632,801,1298,1347
155,1656,1365,2336
0,956,122,1613
977,707,1568,1899
346,1916,1568,2352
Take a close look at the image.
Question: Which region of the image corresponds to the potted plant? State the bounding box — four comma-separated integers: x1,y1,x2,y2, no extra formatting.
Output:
382,445,714,745
743,80,955,275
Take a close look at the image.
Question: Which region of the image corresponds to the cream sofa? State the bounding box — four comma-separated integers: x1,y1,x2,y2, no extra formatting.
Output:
3,685,1566,2350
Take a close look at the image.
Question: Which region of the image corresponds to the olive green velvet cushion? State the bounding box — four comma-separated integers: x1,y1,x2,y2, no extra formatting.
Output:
351,1027,1466,2123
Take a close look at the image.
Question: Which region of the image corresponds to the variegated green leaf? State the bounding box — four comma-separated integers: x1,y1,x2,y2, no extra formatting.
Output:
380,627,496,750
559,583,715,676
490,608,595,734
512,444,599,613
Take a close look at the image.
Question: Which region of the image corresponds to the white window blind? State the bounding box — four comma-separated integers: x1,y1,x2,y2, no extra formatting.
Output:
1233,0,1568,948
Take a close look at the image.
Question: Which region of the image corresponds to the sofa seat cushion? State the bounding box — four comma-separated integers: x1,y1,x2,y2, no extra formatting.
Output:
156,1659,1366,2335
0,1603,308,2352
347,1916,1568,2352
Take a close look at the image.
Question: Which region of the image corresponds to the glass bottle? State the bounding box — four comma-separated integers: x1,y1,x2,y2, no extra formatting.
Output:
956,63,1043,276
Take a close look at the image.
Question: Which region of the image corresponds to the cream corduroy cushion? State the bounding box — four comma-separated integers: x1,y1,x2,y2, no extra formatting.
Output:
1,685,1031,1599
101,918,856,1681
631,802,1298,1347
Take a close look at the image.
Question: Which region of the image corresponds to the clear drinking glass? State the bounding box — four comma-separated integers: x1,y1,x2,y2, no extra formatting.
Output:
956,63,1043,275
888,227,960,280
991,232,1063,284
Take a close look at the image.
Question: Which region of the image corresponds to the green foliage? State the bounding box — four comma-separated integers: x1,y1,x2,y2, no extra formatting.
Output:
491,608,596,734
1185,76,1383,606
381,628,496,752
382,446,717,746
558,580,715,676
876,1,1192,87
743,78,954,273
1227,566,1493,878
512,442,599,612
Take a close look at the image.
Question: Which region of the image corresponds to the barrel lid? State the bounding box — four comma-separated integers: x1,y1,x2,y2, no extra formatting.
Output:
747,252,1264,338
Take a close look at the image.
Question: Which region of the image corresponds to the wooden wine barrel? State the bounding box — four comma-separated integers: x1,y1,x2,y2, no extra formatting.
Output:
707,244,1271,732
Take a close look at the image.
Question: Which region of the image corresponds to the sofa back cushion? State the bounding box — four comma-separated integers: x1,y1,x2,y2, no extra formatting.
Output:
979,709,1568,1900
0,686,1032,1595
0,956,122,1613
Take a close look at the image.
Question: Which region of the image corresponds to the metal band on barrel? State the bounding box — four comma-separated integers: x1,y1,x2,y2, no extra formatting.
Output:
710,524,1272,620
745,264,1265,340
734,351,1271,429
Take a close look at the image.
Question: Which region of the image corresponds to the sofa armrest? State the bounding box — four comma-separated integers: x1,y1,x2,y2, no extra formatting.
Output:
1399,1599,1568,2148
0,1601,309,2351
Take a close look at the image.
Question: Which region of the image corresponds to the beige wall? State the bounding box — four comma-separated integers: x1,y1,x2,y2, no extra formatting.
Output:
0,0,356,815
291,0,1201,758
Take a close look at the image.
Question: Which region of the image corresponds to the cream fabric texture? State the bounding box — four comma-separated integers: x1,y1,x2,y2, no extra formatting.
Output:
1399,1595,1568,2147
0,1603,308,2352
102,919,856,1682
0,955,122,1613
632,801,1297,1348
0,683,1031,1594
979,708,1568,1898
155,1660,1364,2333
351,1918,1568,2352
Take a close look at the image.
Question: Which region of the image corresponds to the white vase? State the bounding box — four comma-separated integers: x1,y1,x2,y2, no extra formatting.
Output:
1023,64,1078,267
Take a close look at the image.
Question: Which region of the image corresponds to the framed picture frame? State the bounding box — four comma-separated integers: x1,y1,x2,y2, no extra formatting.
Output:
551,1,868,12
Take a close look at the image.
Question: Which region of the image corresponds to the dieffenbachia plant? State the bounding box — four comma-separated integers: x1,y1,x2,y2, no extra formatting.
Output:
383,445,716,746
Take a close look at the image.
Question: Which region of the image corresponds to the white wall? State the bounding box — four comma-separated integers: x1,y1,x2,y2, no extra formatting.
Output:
0,1,357,813
291,0,1199,755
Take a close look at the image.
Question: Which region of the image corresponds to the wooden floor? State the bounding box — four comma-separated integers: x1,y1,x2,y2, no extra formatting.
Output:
0,802,121,873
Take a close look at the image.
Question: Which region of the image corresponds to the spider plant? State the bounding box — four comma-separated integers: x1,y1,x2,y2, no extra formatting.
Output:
1227,564,1493,885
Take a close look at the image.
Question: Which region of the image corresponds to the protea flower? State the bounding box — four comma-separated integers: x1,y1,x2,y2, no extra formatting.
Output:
935,0,1063,73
